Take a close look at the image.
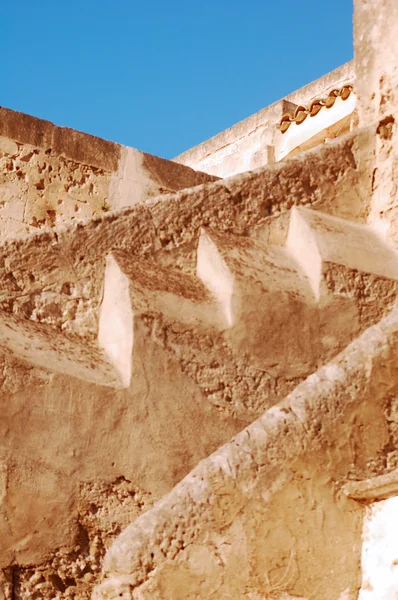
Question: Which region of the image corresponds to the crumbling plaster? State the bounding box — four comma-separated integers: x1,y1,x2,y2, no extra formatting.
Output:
0,107,217,242
95,304,398,600
0,118,393,600
2,0,398,598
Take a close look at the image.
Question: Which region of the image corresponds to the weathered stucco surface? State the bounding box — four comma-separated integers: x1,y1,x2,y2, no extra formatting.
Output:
0,107,217,241
174,61,355,177
95,304,398,599
2,0,398,598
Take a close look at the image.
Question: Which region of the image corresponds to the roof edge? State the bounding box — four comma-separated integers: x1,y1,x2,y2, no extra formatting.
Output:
174,60,355,167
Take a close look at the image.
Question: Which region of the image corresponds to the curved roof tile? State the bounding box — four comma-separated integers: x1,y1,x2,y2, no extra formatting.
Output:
279,84,354,133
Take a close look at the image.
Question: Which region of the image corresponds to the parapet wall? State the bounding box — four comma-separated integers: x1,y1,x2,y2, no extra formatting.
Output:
0,107,217,241
174,60,355,177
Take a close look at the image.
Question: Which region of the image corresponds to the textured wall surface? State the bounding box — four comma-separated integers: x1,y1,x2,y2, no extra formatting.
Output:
0,108,217,241
2,1,398,598
174,62,355,177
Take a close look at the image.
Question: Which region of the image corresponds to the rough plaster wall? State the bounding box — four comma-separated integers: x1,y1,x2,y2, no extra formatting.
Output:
0,130,386,398
174,62,355,177
0,130,374,387
355,0,398,247
95,305,398,600
4,6,398,596
0,332,241,597
0,119,395,600
139,261,398,420
0,127,374,292
354,0,398,125
0,478,154,600
0,109,217,242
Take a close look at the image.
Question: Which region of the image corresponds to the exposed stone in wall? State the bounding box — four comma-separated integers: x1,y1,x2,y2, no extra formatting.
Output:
1,478,153,600
3,1,398,596
0,334,244,577
141,313,305,419
0,139,110,235
94,305,398,600
0,112,397,600
0,109,217,242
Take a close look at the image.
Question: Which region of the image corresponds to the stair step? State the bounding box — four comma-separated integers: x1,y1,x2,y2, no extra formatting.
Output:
0,205,397,394
286,206,398,300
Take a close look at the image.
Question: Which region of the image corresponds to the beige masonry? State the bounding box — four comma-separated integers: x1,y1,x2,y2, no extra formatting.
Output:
0,107,217,241
2,1,398,599
174,61,355,177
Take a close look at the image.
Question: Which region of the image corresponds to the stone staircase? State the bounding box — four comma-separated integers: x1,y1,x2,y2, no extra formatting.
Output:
93,303,398,600
0,117,396,600
3,0,398,597
2,192,397,419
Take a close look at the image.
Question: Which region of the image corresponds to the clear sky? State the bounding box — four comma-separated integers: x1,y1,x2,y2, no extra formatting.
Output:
1,0,353,160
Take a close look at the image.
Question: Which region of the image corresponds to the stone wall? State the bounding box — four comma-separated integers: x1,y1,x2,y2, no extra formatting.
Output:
174,61,355,177
94,303,398,600
0,120,396,599
0,107,217,242
3,0,398,597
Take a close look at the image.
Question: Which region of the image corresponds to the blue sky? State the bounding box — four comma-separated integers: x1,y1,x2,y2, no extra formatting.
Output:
1,0,353,159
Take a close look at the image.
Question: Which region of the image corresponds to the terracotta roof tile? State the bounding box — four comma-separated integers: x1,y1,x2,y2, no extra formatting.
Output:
279,84,354,134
